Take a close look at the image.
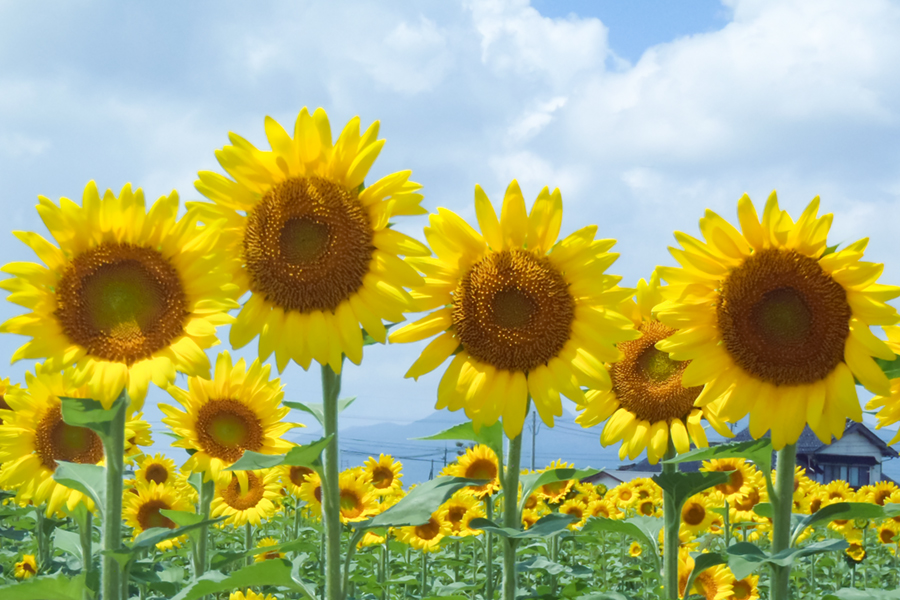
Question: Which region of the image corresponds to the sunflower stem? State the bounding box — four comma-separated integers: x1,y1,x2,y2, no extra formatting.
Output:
244,522,253,566
771,442,797,600
321,363,344,600
35,508,49,573
100,391,127,600
79,511,93,600
502,423,524,600
420,550,427,595
195,477,215,577
484,496,495,600
662,442,679,600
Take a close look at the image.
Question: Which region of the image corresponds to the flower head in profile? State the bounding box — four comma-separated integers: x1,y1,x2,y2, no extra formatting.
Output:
391,181,636,438
655,193,899,448
192,107,428,373
0,182,238,409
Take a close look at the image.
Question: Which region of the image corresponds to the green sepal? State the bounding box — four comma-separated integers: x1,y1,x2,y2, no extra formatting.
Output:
361,476,487,529
170,556,316,600
226,434,333,471
518,467,601,516
663,438,773,476
415,421,504,463
285,398,357,427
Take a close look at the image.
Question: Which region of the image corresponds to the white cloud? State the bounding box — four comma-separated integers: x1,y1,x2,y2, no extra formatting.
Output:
508,96,566,142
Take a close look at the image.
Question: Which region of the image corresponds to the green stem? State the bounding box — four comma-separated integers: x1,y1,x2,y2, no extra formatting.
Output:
379,542,387,600
35,508,48,572
100,395,127,600
454,540,460,581
485,497,495,600
771,443,798,600
195,478,215,577
723,499,731,548
245,522,253,566
662,443,679,600
471,538,479,600
321,363,344,600
502,424,524,600
550,534,559,596
420,551,427,596
80,512,93,600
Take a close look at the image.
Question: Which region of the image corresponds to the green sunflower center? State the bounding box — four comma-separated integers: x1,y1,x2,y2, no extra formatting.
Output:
732,580,753,600
717,248,851,386
370,466,394,489
340,490,364,517
55,243,187,364
196,399,264,463
638,346,680,383
453,249,574,372
137,499,176,530
281,217,330,264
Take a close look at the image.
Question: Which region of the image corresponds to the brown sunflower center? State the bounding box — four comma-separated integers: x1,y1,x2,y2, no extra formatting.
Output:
244,176,374,313
370,466,395,489
447,506,466,525
137,499,176,530
563,505,584,520
144,463,169,485
710,466,744,496
415,517,441,541
35,405,104,470
880,528,897,544
683,503,707,526
611,320,702,423
289,466,314,487
340,490,365,518
465,458,497,481
638,500,655,516
221,472,266,510
22,561,36,575
196,399,264,463
874,490,892,506
717,248,851,386
731,580,752,600
55,243,187,365
453,249,574,372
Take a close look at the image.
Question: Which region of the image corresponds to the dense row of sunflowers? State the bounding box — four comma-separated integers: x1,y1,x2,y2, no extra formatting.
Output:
0,106,899,599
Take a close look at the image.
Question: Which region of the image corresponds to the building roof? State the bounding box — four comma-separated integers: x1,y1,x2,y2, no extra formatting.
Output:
732,422,898,458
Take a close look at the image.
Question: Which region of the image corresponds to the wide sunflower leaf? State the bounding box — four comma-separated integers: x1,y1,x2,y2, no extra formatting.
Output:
127,515,226,553
653,471,730,515
577,594,643,600
517,555,592,576
226,435,333,471
580,516,663,564
414,421,504,461
663,438,774,474
724,539,848,579
875,357,900,379
210,530,318,570
468,513,576,539
518,468,601,515
285,397,356,427
59,391,127,440
791,502,890,546
0,573,87,600
683,552,728,598
52,461,105,514
170,557,316,600
824,589,900,600
363,476,488,529
52,528,84,563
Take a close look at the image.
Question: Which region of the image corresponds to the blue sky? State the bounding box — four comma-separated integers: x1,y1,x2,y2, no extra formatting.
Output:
2,0,900,467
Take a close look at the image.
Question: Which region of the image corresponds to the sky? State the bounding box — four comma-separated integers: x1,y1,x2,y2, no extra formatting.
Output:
2,0,900,469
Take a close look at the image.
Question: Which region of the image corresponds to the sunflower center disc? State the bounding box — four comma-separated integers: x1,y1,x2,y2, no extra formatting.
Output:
196,399,264,463
145,463,169,485
138,500,176,530
447,506,466,525
289,466,314,487
35,406,104,470
370,466,394,489
717,248,851,385
244,176,374,313
453,249,574,372
683,504,706,526
465,459,497,481
55,243,188,364
611,321,701,423
415,517,441,540
732,581,752,600
222,472,265,510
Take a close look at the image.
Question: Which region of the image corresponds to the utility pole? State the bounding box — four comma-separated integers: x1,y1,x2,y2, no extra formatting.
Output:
531,410,537,471
429,459,434,480
443,445,447,466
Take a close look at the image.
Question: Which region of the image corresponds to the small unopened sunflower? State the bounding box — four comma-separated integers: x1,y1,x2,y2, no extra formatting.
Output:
655,193,899,448
230,591,277,600
192,107,427,373
845,541,867,564
211,469,282,527
391,181,636,437
441,444,500,498
14,555,37,579
397,513,449,552
0,182,238,409
253,537,285,562
578,271,733,463
0,365,150,516
364,454,403,496
123,482,193,551
161,352,298,485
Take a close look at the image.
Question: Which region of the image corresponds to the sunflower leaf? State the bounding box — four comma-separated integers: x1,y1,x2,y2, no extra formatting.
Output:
362,476,488,529
875,356,900,379
0,573,87,600
226,435,333,471
52,462,106,515
791,502,890,546
518,468,601,516
662,438,774,475
210,533,317,569
683,552,728,599
469,513,576,539
823,589,900,599
170,556,316,600
653,471,730,513
59,391,127,440
580,516,663,569
285,398,356,427
414,421,504,460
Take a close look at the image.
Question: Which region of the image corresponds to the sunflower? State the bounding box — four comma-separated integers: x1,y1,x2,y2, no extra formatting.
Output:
628,541,643,557
125,416,153,464
441,444,500,498
230,591,277,600
299,471,324,517
0,365,150,516
578,271,732,463
14,555,37,579
877,523,899,546
358,531,388,548
655,193,899,448
364,454,403,496
0,182,237,410
700,458,757,502
0,378,20,426
123,482,193,551
439,490,483,537
678,548,733,600
397,513,450,552
336,470,378,523
535,459,575,504
253,537,286,562
845,541,866,564
133,453,179,488
391,180,636,437
681,495,717,538
280,463,316,497
559,498,589,530
192,107,426,373
730,476,768,523
210,469,282,527
728,574,760,600
589,498,622,520
161,352,298,485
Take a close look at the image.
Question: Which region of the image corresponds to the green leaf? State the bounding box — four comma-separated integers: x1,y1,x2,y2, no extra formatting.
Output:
52,461,105,514
519,468,601,515
517,556,591,576
653,471,730,511
577,593,643,600
580,516,663,561
129,515,226,553
210,531,318,570
723,542,768,579
876,357,900,379
663,438,774,474
753,503,773,519
468,513,576,539
0,573,87,600
683,552,728,597
414,421,503,460
226,435,333,471
59,392,126,440
52,528,83,563
824,589,900,600
284,397,356,427
171,557,316,600
791,502,889,546
364,476,488,528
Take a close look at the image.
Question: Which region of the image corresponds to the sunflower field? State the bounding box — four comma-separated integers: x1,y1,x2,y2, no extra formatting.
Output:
0,107,899,600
